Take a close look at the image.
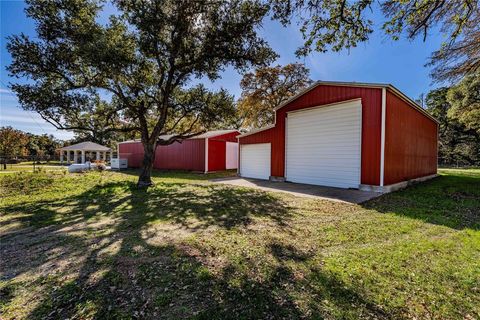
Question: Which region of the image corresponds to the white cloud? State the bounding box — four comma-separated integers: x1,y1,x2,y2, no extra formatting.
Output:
1,115,43,124
0,88,14,95
0,110,74,140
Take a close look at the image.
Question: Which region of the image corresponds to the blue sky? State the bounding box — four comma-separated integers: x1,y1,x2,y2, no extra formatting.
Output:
1,0,446,140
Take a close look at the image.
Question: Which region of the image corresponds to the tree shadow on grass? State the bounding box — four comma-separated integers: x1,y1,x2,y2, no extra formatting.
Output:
1,179,290,278
2,177,397,319
118,168,237,181
1,179,294,318
362,174,480,230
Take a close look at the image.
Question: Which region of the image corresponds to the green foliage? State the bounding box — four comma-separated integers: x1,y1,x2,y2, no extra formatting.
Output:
447,73,480,135
0,127,62,165
26,133,61,159
0,127,29,158
426,77,480,166
238,63,313,128
270,0,479,81
271,0,374,55
7,0,276,185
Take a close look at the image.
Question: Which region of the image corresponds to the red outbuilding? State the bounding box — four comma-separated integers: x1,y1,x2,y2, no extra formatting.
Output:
118,130,239,173
237,81,438,192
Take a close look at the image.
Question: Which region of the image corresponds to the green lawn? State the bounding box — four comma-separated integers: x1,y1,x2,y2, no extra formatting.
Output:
0,162,66,173
0,169,479,319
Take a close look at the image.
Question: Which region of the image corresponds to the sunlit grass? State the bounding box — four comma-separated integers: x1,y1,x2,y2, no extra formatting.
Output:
0,168,478,319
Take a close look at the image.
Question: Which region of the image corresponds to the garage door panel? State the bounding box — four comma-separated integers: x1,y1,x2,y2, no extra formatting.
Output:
288,145,361,152
289,116,360,126
288,123,360,133
286,162,361,170
289,128,360,138
288,124,360,133
286,100,362,189
287,157,360,166
288,176,358,186
240,143,271,180
289,110,360,123
284,166,358,175
286,168,360,177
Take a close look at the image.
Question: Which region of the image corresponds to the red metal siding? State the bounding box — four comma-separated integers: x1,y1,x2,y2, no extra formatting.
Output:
239,128,276,144
384,91,438,185
207,131,240,172
208,140,226,171
239,85,383,185
210,131,238,142
154,139,205,171
118,139,205,171
119,142,144,168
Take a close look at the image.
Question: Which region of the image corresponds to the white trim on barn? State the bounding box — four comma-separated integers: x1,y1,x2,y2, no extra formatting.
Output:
380,88,387,186
204,138,209,173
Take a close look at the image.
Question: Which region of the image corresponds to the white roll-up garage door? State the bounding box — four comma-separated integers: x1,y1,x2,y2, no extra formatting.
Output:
286,99,362,188
240,143,271,180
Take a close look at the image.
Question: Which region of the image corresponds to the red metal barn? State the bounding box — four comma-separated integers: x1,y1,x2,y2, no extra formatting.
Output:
237,81,438,192
118,130,239,173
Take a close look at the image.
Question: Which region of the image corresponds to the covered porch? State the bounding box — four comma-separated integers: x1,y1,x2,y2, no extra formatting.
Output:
60,142,111,164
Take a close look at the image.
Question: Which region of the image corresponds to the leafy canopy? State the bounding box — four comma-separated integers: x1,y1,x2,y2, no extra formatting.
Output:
270,0,480,81
446,73,480,135
26,133,62,159
238,63,312,129
7,0,276,184
426,75,480,166
0,127,30,159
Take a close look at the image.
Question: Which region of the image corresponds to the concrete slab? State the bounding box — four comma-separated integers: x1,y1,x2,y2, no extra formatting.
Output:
210,177,381,204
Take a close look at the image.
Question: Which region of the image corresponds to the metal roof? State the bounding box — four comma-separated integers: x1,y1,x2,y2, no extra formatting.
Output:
236,124,275,138
118,130,239,144
60,141,111,151
273,80,438,123
238,80,438,139
194,129,238,139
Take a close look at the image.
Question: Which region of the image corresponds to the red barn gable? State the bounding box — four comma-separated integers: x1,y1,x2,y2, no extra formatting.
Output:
237,81,438,192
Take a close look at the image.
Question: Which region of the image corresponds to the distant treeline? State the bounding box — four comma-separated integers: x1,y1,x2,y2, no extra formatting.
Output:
425,73,480,166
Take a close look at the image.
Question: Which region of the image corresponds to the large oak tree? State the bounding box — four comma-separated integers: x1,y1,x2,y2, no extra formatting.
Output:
7,0,276,187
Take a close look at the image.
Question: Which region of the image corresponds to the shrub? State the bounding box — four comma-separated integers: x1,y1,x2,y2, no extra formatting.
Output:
92,160,107,171
95,163,107,171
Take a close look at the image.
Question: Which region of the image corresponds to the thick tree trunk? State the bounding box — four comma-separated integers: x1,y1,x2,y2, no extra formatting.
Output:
137,142,156,188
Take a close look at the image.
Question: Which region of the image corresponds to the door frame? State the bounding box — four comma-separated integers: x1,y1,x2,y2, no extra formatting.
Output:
284,98,363,187
239,143,271,180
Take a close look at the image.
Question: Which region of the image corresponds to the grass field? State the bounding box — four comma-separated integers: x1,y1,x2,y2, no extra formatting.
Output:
0,168,479,319
0,162,66,173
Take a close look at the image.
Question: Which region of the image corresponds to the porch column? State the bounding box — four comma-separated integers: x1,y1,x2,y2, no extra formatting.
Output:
103,151,107,161
67,151,71,164
96,151,100,161
60,151,64,164
73,150,78,164
81,150,85,163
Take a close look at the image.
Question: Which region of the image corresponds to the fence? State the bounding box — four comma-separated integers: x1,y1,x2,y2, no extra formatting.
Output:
437,157,480,169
